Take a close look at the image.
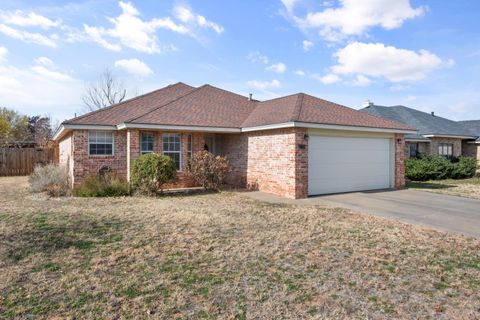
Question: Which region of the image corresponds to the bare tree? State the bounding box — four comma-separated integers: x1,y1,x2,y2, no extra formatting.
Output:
82,68,127,112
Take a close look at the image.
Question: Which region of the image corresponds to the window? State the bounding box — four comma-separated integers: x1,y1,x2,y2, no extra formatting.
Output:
162,133,181,170
89,131,113,155
438,143,453,157
187,134,193,160
409,143,418,158
141,132,154,154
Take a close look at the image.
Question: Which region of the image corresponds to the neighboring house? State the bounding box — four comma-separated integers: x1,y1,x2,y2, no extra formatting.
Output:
458,120,480,162
53,83,414,199
361,103,480,161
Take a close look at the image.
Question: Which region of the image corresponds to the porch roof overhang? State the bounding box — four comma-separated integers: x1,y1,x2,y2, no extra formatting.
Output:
422,134,477,139
53,121,416,142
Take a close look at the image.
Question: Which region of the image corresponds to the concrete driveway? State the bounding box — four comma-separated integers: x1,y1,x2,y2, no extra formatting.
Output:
245,189,480,238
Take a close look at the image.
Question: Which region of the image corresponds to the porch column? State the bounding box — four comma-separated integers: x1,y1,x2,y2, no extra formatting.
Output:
126,129,140,181
394,133,406,188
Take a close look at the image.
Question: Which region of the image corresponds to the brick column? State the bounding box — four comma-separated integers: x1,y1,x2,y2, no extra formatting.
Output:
126,129,140,181
294,128,308,199
394,133,406,188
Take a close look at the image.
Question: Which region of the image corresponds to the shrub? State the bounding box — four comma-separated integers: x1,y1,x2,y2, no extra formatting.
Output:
406,154,477,181
29,164,70,196
451,156,477,179
130,153,177,194
73,173,130,197
187,150,231,191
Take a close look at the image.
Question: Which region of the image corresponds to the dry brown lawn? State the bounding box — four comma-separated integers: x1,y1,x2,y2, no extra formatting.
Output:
407,177,480,200
1,176,480,319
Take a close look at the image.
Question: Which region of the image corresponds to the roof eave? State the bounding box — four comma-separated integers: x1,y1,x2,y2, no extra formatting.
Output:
422,134,477,139
118,122,241,133
53,124,117,141
241,121,417,134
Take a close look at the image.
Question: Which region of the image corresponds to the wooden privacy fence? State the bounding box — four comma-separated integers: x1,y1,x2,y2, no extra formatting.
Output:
0,148,57,176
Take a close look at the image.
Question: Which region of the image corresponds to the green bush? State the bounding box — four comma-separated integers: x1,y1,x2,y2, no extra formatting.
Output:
451,156,477,179
29,164,70,196
130,153,177,194
187,150,231,191
74,173,130,197
406,154,477,181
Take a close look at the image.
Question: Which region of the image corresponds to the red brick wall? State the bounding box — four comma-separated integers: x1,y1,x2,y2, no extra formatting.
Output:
254,128,307,199
394,133,406,188
72,130,127,186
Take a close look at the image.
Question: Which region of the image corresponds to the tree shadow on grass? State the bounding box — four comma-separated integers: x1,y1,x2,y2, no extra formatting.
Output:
406,181,457,190
1,213,126,264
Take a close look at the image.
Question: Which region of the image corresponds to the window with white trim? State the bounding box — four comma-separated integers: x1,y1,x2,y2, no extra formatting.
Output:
438,143,453,157
89,131,113,155
162,133,181,169
141,132,154,154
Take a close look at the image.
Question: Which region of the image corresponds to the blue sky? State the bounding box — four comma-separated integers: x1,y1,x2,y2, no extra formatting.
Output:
0,0,479,124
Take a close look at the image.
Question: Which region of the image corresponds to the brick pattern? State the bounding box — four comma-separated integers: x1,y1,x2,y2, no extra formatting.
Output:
71,130,128,186
68,128,405,199
395,133,406,188
429,137,462,157
247,128,308,198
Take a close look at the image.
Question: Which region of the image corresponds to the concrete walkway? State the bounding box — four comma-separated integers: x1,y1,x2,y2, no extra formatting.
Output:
243,189,480,239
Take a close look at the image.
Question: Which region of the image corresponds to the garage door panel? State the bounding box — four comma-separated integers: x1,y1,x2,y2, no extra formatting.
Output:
308,136,391,195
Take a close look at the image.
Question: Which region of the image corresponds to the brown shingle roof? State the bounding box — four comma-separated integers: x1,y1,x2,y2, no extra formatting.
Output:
63,82,413,131
129,85,258,128
65,82,195,126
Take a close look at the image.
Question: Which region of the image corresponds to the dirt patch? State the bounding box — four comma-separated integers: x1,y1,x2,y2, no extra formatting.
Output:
1,176,480,319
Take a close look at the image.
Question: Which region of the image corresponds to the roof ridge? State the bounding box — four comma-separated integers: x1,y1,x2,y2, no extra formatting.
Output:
204,84,260,101
125,84,209,124
64,82,192,124
291,93,304,122
261,92,302,103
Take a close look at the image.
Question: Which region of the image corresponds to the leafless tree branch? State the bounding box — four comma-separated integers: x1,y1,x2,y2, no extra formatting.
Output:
82,68,127,112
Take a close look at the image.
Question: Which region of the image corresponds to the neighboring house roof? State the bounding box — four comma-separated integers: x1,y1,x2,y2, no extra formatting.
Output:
459,120,480,142
56,83,414,140
361,104,476,139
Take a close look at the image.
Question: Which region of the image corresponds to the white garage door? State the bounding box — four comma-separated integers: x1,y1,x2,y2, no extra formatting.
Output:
308,135,392,195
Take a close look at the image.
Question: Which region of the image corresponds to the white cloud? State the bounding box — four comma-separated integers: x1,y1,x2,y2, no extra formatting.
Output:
31,65,73,81
247,79,281,90
292,0,425,42
352,74,372,86
114,58,153,77
281,0,301,13
266,62,287,74
247,51,269,64
174,5,224,34
0,63,83,120
302,40,313,51
0,46,7,62
82,1,222,54
0,10,61,29
34,56,54,66
316,73,341,84
331,42,444,82
295,69,305,76
0,24,57,47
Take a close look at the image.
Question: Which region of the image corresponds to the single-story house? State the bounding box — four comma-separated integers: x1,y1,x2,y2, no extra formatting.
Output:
53,83,414,199
361,103,480,162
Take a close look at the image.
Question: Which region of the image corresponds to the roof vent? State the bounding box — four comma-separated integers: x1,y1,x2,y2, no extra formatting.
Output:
431,111,435,116
248,93,253,101
362,100,374,108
